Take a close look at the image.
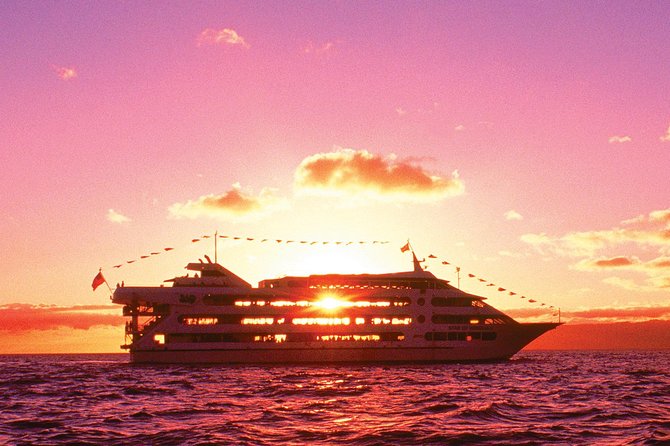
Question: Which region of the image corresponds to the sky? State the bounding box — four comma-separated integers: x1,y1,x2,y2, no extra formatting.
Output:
1,1,669,352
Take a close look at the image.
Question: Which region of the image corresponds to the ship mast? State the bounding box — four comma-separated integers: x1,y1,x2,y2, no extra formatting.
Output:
214,230,218,264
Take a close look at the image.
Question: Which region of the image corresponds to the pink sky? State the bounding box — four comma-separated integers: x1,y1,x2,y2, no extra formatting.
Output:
1,1,669,352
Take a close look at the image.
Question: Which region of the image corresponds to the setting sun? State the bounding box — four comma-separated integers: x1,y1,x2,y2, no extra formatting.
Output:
314,294,349,311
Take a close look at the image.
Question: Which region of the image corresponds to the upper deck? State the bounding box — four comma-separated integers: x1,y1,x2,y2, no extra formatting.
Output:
259,270,452,290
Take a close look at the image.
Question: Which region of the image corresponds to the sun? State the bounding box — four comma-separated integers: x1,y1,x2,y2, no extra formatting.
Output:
315,294,349,310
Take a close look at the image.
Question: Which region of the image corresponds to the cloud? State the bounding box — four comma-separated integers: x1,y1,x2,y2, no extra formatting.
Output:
169,183,287,220
294,148,464,202
107,209,131,224
395,107,407,116
608,135,631,144
303,41,335,54
52,65,77,80
504,210,523,221
522,208,670,291
454,125,465,132
660,125,670,142
522,208,670,257
197,28,249,48
0,303,123,332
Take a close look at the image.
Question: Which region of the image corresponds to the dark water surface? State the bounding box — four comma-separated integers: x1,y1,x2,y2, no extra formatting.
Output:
1,351,669,445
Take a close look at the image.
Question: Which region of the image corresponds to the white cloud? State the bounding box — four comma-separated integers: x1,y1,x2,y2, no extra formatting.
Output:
107,209,131,224
303,41,335,54
660,125,670,142
504,210,523,221
608,135,632,144
454,125,465,132
52,65,77,81
197,28,249,48
294,148,464,202
169,183,287,220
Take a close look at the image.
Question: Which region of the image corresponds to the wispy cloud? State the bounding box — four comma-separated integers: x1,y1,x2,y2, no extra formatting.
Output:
52,65,77,80
0,304,123,332
504,210,523,221
294,148,464,202
506,303,670,323
454,124,465,132
522,208,670,291
395,107,407,116
608,135,631,144
303,40,335,54
169,183,287,220
660,125,670,142
197,28,249,48
107,209,131,224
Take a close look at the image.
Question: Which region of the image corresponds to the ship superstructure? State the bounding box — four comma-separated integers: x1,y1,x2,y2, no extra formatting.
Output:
112,254,560,363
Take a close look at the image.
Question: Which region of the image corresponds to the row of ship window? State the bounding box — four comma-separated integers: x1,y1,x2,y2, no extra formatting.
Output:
180,294,485,308
177,315,509,326
159,331,497,344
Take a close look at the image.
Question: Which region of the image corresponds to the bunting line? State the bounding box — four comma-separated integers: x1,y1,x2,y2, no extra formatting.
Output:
101,233,390,272
418,251,558,314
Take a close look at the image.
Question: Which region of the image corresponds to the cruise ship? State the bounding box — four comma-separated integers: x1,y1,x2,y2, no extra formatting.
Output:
112,253,561,364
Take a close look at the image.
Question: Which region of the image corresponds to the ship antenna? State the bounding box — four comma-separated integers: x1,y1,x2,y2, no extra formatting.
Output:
214,230,218,264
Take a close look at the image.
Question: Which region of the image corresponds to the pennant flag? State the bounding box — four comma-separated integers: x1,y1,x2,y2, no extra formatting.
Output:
276,240,282,243
127,260,135,264
234,237,241,240
311,241,318,245
520,296,526,299
468,274,475,278
164,247,174,251
247,238,254,241
541,303,546,306
113,264,122,268
92,271,106,291
400,242,410,253
498,287,506,292
509,292,516,295
478,278,487,282
529,299,537,303
220,235,229,238
487,283,495,287
151,252,160,255
141,256,149,259
428,254,437,258
442,261,450,265
192,239,200,242
261,239,268,242
202,235,211,239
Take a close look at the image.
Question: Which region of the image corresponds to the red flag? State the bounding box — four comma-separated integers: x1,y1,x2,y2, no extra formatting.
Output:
92,271,106,291
400,242,410,253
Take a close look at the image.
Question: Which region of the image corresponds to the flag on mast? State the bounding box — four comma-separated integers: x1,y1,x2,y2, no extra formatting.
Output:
400,242,410,253
92,270,106,291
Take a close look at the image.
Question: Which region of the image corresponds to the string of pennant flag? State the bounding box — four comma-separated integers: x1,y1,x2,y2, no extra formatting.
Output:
418,250,558,314
103,233,390,271
95,233,555,314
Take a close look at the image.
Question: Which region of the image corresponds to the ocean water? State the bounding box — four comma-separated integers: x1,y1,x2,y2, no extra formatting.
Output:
1,351,669,445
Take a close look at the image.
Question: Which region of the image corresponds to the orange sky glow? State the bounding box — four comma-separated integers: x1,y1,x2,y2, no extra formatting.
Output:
2,2,669,353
